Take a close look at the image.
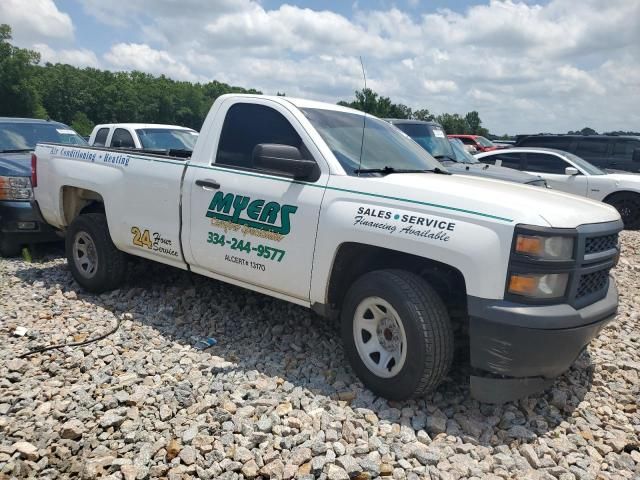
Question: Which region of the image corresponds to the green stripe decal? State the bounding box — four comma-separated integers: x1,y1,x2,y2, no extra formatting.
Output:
128,155,513,223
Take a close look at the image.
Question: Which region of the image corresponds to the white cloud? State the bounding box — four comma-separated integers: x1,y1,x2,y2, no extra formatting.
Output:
44,0,640,133
104,43,202,82
34,44,100,68
0,0,74,43
423,80,458,94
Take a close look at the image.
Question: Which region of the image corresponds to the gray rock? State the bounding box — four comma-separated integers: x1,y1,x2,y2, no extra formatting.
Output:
179,446,197,465
336,455,360,476
412,445,441,466
289,447,312,466
327,464,349,480
100,409,126,428
60,419,85,440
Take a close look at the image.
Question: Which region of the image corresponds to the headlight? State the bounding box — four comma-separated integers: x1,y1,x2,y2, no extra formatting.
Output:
0,176,33,201
515,234,574,261
508,272,569,299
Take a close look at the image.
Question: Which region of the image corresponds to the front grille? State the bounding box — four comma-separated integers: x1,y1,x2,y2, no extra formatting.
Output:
576,269,609,300
585,234,618,255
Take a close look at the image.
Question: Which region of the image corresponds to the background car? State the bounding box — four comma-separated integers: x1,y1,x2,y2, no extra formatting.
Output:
89,123,198,153
386,119,547,187
0,117,87,255
476,147,640,229
447,134,503,152
514,134,640,173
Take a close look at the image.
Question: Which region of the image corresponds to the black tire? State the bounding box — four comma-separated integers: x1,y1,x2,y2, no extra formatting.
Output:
65,213,126,293
341,269,454,400
0,234,22,257
605,192,640,230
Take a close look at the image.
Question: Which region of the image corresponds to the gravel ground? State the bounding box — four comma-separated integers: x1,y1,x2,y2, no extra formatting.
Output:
1,233,639,480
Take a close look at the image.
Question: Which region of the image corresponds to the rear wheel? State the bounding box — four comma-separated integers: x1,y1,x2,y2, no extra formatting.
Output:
341,270,454,400
605,192,640,230
66,213,126,292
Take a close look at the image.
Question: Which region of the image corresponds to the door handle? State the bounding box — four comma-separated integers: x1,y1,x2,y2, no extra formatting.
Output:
195,179,220,190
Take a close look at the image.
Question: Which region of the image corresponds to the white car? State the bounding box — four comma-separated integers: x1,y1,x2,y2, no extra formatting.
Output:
88,123,198,153
476,147,640,229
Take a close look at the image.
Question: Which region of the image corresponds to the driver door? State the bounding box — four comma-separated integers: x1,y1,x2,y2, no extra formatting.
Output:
524,152,588,196
184,99,329,302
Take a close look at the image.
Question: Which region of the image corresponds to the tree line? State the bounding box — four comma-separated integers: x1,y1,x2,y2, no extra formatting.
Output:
337,88,490,137
2,23,490,137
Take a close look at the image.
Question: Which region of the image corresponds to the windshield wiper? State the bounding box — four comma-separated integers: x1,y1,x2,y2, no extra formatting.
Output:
0,148,34,153
354,166,450,175
433,154,458,163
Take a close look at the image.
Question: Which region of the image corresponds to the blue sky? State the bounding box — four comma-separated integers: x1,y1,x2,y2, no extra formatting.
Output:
2,0,638,134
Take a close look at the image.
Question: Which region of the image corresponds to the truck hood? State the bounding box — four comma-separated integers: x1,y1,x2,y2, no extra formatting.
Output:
374,173,620,228
0,152,31,177
443,161,543,185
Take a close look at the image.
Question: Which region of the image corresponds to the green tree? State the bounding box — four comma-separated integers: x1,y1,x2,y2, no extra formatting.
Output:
71,111,94,137
412,109,435,121
0,24,44,117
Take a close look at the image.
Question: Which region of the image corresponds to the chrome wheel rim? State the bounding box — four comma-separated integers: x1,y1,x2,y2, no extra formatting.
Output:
73,231,98,278
353,297,407,378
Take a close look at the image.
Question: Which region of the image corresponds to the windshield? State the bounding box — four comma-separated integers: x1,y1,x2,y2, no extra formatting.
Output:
136,128,198,151
0,122,87,151
393,123,456,160
449,138,479,164
566,153,605,175
476,136,495,147
302,108,443,174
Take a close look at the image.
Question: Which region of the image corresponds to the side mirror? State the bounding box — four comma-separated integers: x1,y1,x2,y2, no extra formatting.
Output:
565,166,579,175
633,149,640,163
252,144,317,180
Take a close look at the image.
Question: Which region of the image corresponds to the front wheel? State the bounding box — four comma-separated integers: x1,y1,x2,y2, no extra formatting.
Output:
341,270,454,400
605,192,640,230
66,213,127,293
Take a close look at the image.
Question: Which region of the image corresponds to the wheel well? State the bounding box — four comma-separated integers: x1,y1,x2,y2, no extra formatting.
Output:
62,186,105,226
603,190,640,204
326,242,468,319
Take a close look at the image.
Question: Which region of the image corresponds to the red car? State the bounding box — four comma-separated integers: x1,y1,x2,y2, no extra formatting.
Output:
447,134,503,153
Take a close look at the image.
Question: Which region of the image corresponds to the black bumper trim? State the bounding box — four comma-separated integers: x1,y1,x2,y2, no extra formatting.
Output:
468,280,617,401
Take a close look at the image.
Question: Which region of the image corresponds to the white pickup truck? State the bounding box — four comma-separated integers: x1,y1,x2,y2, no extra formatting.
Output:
32,94,623,403
88,123,198,153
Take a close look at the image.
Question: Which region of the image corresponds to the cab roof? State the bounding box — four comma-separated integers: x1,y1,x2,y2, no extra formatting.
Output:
0,117,67,126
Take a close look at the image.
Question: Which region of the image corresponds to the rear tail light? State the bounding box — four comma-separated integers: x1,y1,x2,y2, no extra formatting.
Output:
31,153,37,188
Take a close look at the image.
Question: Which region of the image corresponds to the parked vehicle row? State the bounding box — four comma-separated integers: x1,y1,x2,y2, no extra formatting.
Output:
477,147,640,229
386,119,548,187
515,134,640,173
32,94,623,403
448,134,504,153
0,117,87,256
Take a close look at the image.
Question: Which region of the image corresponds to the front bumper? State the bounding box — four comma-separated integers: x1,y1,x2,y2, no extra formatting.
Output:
468,279,617,403
0,200,60,244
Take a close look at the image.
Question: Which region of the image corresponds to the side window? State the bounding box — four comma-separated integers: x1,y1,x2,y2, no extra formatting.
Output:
111,128,135,148
216,103,305,169
575,138,608,157
525,153,568,174
459,137,475,145
93,128,109,146
483,153,522,169
613,139,640,159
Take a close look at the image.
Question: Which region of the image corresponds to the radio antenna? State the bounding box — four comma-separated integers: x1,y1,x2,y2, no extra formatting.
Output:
356,56,367,177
